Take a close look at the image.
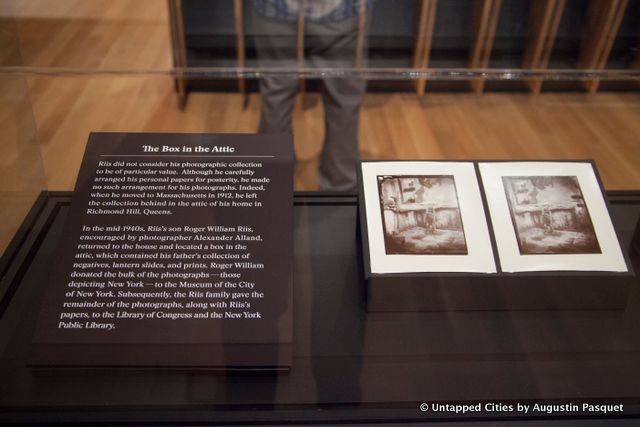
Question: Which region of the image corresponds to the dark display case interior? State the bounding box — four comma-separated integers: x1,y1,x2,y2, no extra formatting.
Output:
1,192,640,423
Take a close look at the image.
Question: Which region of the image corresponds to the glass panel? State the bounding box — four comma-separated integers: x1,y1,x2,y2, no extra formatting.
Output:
0,3,46,254
1,0,640,423
10,0,171,70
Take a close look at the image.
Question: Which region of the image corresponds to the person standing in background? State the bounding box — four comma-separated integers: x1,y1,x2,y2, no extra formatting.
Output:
252,0,370,191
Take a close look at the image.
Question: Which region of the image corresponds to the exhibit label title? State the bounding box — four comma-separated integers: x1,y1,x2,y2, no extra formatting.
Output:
142,145,235,153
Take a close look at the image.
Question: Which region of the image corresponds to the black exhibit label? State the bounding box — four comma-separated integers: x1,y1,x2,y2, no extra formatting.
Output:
32,133,293,368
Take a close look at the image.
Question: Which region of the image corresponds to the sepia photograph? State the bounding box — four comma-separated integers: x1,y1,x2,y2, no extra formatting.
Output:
479,161,628,273
503,176,601,255
361,161,496,274
377,175,468,255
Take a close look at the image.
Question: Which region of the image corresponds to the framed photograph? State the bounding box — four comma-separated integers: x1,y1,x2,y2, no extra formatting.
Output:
479,162,628,272
361,162,496,274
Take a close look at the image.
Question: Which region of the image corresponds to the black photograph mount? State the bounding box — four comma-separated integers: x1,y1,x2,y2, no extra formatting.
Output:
358,160,635,311
30,132,294,368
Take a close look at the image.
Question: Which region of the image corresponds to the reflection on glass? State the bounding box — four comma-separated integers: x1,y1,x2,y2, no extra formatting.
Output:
0,1,640,423
0,10,47,254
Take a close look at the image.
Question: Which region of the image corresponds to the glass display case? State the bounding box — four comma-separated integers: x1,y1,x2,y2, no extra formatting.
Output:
1,0,640,424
